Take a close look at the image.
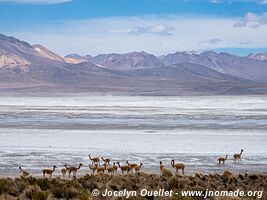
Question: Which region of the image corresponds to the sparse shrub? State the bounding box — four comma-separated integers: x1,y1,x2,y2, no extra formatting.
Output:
32,191,49,200
51,186,65,199
79,179,99,191
25,185,48,200
167,176,179,190
171,194,194,200
52,183,85,199
216,197,242,200
0,179,13,195
207,180,217,190
62,186,79,199
77,193,90,200
161,168,173,178
107,181,119,191
249,174,260,181
223,171,234,179
5,178,26,197
0,172,265,200
0,178,26,197
238,174,244,180
35,178,51,191
26,176,38,185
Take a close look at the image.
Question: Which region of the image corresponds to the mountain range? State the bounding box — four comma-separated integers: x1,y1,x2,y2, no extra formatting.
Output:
0,33,267,95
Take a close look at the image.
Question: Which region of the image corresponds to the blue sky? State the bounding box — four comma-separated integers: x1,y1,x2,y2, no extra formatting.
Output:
0,0,267,56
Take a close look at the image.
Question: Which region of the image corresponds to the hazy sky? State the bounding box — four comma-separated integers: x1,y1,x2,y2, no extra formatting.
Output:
0,0,267,56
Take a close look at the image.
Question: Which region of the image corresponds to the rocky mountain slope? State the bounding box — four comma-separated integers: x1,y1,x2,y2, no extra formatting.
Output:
247,52,267,61
32,44,65,62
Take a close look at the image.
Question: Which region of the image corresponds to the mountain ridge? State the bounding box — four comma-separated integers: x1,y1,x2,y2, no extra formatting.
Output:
1,33,267,95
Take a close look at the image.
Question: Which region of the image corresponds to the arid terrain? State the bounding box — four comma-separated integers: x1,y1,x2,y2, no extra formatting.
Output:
0,172,266,200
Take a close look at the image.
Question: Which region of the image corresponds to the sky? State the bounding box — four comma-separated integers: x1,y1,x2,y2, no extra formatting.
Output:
0,0,267,56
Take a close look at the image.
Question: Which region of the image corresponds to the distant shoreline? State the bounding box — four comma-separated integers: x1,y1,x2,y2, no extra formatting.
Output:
1,91,267,97
1,171,267,179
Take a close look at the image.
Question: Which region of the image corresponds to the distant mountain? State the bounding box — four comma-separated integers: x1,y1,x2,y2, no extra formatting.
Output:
0,33,39,70
159,51,267,82
93,51,164,69
0,34,40,58
66,51,164,69
1,33,267,95
67,51,267,82
0,33,86,87
131,62,249,83
158,51,197,66
33,44,65,62
247,52,267,61
0,34,65,69
86,53,120,67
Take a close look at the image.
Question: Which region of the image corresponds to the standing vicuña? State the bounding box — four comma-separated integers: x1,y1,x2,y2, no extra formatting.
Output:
89,164,97,174
42,166,57,178
171,160,185,174
160,161,172,177
117,162,130,174
126,160,138,172
104,164,115,174
68,163,83,178
89,155,100,165
112,162,118,173
134,163,143,172
19,166,29,177
61,164,69,177
102,157,111,165
234,149,244,162
218,155,228,165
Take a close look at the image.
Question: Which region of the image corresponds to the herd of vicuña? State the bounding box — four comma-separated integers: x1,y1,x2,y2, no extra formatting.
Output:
19,149,244,178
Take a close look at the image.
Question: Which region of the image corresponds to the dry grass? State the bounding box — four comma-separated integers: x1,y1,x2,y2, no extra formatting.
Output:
0,172,265,200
